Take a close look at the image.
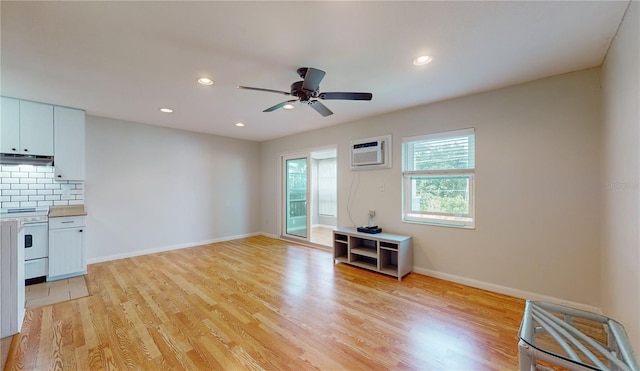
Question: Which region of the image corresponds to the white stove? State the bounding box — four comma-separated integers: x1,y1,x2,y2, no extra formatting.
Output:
0,207,50,281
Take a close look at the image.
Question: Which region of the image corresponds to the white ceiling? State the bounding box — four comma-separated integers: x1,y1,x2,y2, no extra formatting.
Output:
1,1,629,142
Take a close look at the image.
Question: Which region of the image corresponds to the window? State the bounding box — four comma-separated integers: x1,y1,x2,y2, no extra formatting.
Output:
317,158,337,216
402,128,475,228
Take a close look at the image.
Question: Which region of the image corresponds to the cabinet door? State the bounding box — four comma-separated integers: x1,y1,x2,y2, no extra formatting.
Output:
20,100,54,155
54,106,85,180
0,97,20,153
49,227,86,278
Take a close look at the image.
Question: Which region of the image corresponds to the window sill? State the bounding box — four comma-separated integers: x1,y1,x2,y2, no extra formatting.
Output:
402,218,475,230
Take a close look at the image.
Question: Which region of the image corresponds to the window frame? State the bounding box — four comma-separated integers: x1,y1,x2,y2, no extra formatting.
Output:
402,128,475,229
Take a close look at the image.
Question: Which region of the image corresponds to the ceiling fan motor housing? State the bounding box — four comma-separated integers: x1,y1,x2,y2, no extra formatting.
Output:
296,67,309,79
290,81,318,102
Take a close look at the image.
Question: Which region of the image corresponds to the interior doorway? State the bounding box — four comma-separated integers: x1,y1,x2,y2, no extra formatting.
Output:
281,147,337,248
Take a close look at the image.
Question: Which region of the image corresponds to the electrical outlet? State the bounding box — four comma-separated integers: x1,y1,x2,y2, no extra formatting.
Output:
61,183,73,200
368,210,375,217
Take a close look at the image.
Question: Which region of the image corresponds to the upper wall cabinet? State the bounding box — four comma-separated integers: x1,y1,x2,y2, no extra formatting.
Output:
1,97,54,156
54,106,85,181
0,97,20,153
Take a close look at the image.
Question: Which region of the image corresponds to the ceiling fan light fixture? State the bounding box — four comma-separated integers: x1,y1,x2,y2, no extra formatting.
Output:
413,55,433,66
159,108,173,113
235,122,245,127
197,77,214,86
283,104,295,110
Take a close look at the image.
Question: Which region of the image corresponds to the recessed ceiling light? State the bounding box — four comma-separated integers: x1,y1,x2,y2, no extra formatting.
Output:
197,77,214,86
235,122,245,127
159,108,173,113
413,55,433,66
283,104,295,110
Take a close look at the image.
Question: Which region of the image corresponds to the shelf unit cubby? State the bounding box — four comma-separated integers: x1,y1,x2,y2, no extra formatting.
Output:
333,228,413,280
333,233,349,264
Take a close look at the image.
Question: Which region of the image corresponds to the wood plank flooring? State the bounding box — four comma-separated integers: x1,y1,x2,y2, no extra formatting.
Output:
310,226,333,247
5,236,525,370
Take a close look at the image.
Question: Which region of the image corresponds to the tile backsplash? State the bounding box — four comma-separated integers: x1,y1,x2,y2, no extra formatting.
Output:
0,165,84,209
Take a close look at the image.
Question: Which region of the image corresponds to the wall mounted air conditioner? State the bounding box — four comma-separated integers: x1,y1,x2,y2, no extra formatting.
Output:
352,140,383,166
351,135,392,170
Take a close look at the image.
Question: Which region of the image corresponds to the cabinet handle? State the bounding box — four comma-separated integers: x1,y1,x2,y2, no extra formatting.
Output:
57,175,62,178
61,221,75,224
24,149,28,152
79,229,83,232
11,148,16,151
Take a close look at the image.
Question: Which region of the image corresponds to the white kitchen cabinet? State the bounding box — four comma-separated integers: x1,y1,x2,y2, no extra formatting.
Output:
1,99,54,156
48,216,87,281
0,97,20,154
20,101,54,155
54,106,85,180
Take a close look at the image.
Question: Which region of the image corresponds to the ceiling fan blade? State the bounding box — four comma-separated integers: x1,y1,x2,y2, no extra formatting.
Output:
308,100,333,117
264,99,298,112
319,92,373,100
301,67,326,92
237,86,291,96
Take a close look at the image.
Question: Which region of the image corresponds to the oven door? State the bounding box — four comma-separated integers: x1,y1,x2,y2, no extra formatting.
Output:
24,222,48,261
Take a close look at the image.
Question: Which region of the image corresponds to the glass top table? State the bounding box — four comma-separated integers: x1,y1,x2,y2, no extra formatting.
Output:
518,301,638,371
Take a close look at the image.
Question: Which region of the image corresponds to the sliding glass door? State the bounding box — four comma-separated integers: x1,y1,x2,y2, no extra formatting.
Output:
284,156,309,239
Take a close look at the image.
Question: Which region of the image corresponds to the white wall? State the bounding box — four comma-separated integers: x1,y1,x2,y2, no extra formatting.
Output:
601,2,639,352
261,68,602,307
85,116,261,262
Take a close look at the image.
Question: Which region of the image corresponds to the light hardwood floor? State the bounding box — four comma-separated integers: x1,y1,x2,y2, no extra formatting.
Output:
5,236,525,370
310,226,333,247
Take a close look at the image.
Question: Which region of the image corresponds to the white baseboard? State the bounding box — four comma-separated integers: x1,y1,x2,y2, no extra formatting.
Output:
87,232,260,265
412,267,603,314
260,232,279,239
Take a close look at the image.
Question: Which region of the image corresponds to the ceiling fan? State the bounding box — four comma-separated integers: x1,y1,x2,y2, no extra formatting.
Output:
237,67,372,117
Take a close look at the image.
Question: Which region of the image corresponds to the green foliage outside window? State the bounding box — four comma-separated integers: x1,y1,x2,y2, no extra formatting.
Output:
412,177,469,215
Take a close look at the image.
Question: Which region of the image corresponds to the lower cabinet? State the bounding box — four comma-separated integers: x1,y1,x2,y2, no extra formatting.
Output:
333,228,413,281
48,216,86,281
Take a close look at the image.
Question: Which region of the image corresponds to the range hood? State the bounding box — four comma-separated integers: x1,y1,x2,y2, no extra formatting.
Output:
0,153,54,166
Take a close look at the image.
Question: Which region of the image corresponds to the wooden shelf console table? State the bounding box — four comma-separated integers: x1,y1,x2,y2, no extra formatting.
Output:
333,228,413,281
